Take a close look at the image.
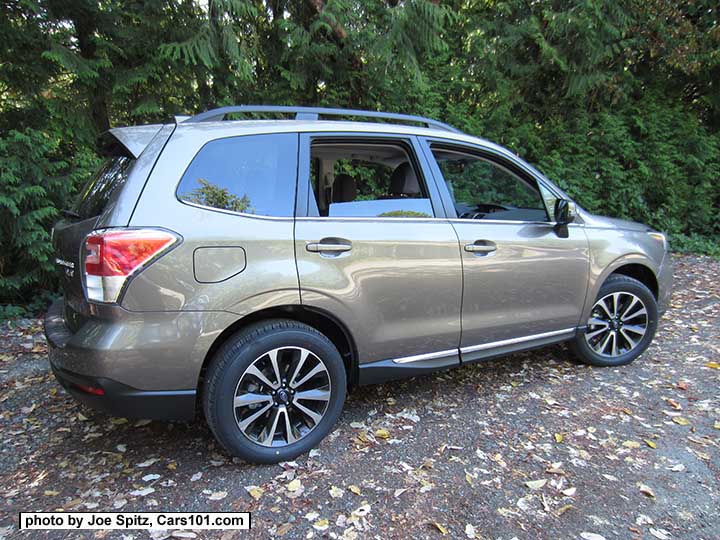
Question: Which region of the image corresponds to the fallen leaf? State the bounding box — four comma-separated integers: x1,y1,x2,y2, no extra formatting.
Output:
713,421,720,430
167,462,177,471
43,490,59,496
705,362,720,369
667,399,682,410
136,458,159,468
672,417,690,426
142,474,160,482
645,439,658,449
190,472,202,482
129,487,155,497
287,479,302,492
554,433,564,443
638,483,655,498
556,504,573,516
208,491,227,501
623,440,641,449
562,487,576,497
649,528,671,540
329,486,344,498
431,522,448,535
374,428,390,439
111,417,128,425
244,486,263,500
313,519,329,531
581,534,607,540
394,488,408,498
524,479,547,490
348,484,361,495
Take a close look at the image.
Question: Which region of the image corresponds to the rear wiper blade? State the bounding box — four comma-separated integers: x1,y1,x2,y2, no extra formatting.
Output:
60,209,81,220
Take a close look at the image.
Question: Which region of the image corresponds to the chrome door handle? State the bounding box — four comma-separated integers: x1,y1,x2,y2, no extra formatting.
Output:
464,242,497,254
306,242,352,253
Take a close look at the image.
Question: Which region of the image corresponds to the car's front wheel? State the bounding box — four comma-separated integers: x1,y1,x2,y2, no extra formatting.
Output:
203,320,346,463
570,274,658,367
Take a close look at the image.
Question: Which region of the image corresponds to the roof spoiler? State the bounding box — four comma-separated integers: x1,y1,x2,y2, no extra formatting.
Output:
101,124,165,158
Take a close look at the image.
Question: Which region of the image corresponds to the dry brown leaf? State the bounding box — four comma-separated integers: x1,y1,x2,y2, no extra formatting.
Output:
556,504,573,516
554,433,564,443
645,439,658,449
374,429,390,439
431,522,448,535
705,362,720,369
638,483,655,498
672,417,690,426
348,484,361,495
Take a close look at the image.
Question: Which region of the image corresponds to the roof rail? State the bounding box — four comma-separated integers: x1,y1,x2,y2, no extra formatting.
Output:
183,105,462,133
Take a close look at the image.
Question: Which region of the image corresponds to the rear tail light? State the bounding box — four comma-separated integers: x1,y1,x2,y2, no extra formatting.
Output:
83,229,179,303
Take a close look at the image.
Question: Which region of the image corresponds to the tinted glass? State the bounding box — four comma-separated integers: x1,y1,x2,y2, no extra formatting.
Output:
309,142,434,218
177,133,298,217
72,157,134,219
432,147,548,221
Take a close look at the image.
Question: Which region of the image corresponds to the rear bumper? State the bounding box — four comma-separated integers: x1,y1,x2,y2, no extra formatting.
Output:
44,298,196,420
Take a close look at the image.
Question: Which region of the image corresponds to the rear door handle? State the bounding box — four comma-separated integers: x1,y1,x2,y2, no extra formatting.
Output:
464,241,497,254
306,241,352,253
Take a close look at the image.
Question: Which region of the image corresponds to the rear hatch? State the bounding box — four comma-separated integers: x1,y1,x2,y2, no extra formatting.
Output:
54,156,135,330
53,126,162,331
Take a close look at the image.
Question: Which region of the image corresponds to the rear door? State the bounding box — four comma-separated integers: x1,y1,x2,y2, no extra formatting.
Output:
420,138,589,360
294,132,463,369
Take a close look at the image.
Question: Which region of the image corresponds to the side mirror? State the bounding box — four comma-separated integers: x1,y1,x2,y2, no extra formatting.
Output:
554,199,577,225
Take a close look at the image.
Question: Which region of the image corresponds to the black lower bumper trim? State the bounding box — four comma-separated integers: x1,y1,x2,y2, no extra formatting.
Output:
51,364,196,421
357,355,459,385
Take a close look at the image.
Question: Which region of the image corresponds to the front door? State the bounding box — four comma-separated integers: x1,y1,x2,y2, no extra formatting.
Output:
294,133,463,368
422,140,589,359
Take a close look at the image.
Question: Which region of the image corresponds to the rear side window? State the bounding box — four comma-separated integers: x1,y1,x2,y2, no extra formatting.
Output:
177,133,298,217
72,157,134,219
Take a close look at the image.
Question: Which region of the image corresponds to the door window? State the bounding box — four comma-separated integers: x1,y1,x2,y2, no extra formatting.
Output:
431,146,549,222
308,141,434,218
177,133,298,217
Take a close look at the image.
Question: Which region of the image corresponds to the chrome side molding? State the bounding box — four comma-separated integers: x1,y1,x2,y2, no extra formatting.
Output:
390,328,576,365
460,328,576,354
392,348,458,365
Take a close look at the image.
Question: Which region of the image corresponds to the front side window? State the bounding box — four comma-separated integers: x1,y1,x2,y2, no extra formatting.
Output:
308,140,434,218
177,133,298,217
431,146,548,222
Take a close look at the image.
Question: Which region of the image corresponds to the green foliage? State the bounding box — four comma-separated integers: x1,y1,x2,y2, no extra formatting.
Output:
184,179,253,214
1,0,719,309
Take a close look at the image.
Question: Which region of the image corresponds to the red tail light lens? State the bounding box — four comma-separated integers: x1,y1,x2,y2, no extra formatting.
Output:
83,229,179,303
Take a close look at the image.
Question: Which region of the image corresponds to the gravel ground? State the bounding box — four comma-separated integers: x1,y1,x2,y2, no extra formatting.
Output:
1,254,718,540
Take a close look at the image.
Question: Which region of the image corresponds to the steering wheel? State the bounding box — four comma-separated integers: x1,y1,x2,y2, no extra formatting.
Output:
459,203,511,219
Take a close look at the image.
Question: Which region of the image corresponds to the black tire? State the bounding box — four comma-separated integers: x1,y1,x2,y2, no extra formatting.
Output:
203,319,346,463
570,274,658,367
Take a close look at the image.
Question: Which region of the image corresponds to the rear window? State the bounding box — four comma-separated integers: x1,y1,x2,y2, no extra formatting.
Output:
72,156,134,219
176,133,298,217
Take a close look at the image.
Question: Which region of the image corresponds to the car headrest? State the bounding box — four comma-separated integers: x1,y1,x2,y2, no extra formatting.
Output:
390,162,420,196
332,173,357,203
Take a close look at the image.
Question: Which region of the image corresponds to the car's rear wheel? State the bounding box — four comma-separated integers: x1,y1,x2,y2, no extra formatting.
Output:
570,274,658,367
203,320,346,463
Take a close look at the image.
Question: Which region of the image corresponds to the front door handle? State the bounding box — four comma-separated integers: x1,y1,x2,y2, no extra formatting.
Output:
306,241,352,253
464,241,497,254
